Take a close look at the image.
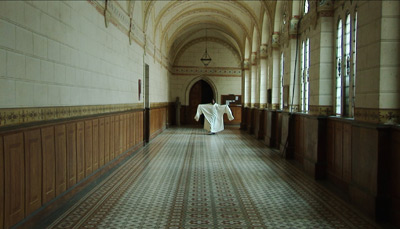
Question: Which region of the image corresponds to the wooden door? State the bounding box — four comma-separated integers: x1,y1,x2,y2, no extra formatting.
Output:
187,80,214,126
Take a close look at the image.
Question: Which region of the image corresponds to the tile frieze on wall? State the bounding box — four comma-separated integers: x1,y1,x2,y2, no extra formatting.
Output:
172,66,242,77
0,104,144,128
355,108,400,124
308,105,334,116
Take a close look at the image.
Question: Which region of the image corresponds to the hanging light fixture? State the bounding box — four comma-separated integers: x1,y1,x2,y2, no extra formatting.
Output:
200,28,212,66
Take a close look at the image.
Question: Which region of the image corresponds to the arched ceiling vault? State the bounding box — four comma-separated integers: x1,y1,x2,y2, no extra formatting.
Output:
141,1,275,65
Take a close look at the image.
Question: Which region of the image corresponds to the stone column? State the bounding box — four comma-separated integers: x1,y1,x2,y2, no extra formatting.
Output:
259,44,268,108
271,32,280,109
250,52,257,107
243,60,250,107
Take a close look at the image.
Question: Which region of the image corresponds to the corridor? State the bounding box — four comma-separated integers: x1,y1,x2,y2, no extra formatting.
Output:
40,128,376,228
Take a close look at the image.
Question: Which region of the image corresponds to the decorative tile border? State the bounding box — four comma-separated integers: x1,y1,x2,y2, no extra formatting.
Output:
355,108,400,124
172,66,242,77
308,105,334,116
0,104,144,127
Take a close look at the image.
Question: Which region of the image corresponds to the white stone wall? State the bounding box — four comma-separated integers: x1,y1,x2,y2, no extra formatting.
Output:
355,1,382,109
379,1,400,109
0,1,168,108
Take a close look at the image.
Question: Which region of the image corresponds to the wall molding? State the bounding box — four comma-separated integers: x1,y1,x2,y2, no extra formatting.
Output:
308,105,334,116
0,104,144,128
355,108,400,124
172,66,242,77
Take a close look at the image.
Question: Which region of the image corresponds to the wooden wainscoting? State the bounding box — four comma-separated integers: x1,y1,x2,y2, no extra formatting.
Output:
0,110,144,228
150,106,167,140
326,119,352,190
391,127,400,226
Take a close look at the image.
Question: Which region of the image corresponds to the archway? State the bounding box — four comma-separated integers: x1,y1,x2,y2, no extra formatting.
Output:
186,80,214,126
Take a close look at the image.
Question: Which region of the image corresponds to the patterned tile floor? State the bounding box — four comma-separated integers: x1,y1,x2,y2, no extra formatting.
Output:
42,127,379,228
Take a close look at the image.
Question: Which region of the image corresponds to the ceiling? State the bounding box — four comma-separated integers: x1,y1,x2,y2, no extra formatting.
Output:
139,1,276,64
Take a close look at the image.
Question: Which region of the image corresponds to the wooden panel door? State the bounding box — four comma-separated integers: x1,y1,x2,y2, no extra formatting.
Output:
55,125,67,195
92,119,99,171
99,118,105,167
66,123,77,187
104,117,110,163
0,137,3,228
76,122,85,182
84,121,93,176
114,115,120,157
41,127,56,204
4,133,25,228
24,129,42,215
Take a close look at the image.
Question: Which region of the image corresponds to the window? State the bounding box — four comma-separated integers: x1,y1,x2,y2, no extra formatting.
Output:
301,39,310,112
304,0,309,14
336,11,358,117
352,11,357,116
335,19,342,115
344,14,351,116
280,53,284,110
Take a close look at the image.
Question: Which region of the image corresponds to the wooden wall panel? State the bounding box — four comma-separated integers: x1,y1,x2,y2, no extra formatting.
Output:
391,128,400,226
342,124,352,183
110,116,115,160
99,118,105,167
104,117,110,163
124,114,127,151
76,122,85,182
84,121,93,176
4,133,25,228
334,122,343,178
66,123,77,187
139,112,143,143
126,114,130,149
0,137,3,228
114,115,120,157
120,115,125,153
326,120,335,173
55,125,67,196
24,129,42,215
92,119,99,171
41,127,56,204
130,113,136,147
135,112,139,145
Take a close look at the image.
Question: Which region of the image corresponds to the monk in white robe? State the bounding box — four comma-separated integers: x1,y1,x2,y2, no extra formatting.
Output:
194,100,234,134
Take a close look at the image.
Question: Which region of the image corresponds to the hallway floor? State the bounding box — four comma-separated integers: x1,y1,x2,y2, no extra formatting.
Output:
42,127,378,228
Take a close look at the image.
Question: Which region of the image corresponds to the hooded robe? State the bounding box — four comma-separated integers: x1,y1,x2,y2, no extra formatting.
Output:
194,103,234,133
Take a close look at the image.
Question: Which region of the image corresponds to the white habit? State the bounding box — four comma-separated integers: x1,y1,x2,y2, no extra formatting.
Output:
194,103,234,133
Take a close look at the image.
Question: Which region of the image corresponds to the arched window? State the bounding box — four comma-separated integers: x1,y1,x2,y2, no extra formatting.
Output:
304,0,309,14
335,11,358,117
301,39,310,112
336,19,343,115
280,53,284,110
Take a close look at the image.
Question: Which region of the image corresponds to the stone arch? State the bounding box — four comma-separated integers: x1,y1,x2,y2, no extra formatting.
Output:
184,76,218,106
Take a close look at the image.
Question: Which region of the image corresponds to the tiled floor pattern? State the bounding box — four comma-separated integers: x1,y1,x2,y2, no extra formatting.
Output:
46,128,378,228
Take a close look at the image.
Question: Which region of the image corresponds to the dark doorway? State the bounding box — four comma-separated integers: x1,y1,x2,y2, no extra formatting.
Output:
187,80,214,126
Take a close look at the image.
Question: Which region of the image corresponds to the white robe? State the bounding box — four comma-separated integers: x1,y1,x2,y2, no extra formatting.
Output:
194,103,234,133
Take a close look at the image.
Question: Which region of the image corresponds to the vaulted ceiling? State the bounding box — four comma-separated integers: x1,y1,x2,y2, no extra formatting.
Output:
138,1,276,64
